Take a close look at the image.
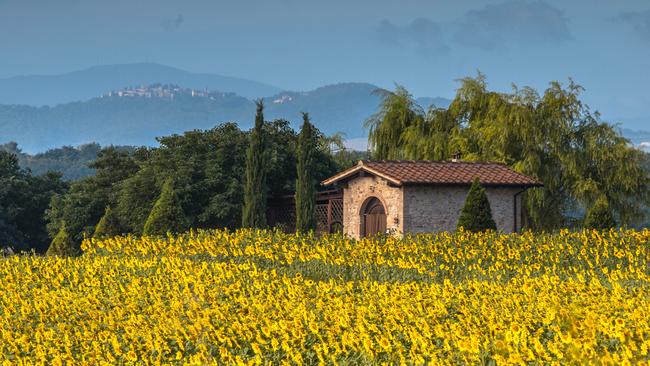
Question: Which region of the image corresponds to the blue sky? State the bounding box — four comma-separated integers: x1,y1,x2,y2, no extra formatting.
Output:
1,0,649,129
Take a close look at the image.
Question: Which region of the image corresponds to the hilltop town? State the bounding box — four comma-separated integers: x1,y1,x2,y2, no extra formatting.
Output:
101,84,236,100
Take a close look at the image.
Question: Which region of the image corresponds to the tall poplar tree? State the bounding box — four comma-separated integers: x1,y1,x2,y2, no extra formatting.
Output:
295,113,317,232
364,86,423,160
242,101,267,228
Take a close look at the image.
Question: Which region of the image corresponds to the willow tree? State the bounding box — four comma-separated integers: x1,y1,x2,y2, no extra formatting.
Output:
366,74,650,229
242,101,267,228
295,113,317,232
364,86,423,160
584,196,616,230
402,105,463,161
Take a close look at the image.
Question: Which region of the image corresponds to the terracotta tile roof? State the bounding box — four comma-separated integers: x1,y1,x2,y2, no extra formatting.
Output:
322,160,543,187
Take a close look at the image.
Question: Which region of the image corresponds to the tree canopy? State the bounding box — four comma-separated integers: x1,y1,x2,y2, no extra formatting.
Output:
46,147,138,246
366,74,650,229
0,150,66,253
44,118,345,249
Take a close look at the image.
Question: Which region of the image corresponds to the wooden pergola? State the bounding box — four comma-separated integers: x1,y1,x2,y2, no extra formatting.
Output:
267,189,343,234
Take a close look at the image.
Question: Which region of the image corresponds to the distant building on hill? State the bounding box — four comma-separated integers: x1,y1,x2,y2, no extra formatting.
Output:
102,84,228,101
321,160,542,238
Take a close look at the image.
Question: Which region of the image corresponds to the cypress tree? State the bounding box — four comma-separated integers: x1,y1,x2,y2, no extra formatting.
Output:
295,113,317,232
143,178,188,236
456,178,497,232
46,221,79,257
584,196,616,230
242,100,267,228
93,206,122,239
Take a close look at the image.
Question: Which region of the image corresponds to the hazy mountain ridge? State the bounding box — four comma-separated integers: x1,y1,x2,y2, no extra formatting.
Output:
0,63,646,153
1,83,646,153
0,92,255,151
0,63,281,106
0,142,135,180
264,83,387,134
0,80,452,152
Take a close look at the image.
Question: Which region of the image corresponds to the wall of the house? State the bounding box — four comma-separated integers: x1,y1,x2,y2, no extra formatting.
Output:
403,185,524,234
342,175,403,238
342,177,525,238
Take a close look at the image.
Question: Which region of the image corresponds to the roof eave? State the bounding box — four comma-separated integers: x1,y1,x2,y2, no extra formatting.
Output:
401,181,544,188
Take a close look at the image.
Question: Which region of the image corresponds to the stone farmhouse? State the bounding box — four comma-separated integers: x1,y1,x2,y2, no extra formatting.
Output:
321,160,542,238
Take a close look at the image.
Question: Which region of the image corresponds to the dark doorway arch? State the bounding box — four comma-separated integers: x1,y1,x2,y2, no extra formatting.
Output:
361,197,387,237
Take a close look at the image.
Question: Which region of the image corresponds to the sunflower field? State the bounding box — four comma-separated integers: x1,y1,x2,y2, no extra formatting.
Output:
1,229,649,365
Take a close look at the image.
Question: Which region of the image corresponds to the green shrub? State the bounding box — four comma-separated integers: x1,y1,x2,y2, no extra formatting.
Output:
143,178,188,236
93,206,123,239
456,178,497,232
46,222,80,257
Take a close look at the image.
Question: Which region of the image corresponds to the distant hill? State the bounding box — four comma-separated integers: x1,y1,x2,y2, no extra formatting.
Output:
0,82,451,152
1,79,646,154
415,97,454,109
0,142,138,180
0,92,254,151
263,84,452,133
0,63,281,106
0,63,645,153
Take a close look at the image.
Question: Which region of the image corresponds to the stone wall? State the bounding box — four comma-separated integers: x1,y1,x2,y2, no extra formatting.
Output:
341,175,525,237
403,185,524,233
342,175,403,238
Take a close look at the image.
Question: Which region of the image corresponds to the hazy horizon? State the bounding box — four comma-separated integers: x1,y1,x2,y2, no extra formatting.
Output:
1,0,649,130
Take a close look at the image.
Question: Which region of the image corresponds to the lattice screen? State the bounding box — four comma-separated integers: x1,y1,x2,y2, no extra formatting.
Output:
267,193,343,234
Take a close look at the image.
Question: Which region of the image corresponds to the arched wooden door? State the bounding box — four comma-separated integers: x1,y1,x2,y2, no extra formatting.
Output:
361,197,386,237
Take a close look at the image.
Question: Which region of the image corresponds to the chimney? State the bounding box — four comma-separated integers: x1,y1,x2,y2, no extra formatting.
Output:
451,151,462,162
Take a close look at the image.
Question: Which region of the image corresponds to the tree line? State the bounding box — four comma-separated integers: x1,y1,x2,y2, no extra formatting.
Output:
1,101,364,254
1,73,648,254
365,74,650,229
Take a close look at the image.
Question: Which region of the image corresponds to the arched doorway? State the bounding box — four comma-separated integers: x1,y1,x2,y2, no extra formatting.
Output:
361,197,387,237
